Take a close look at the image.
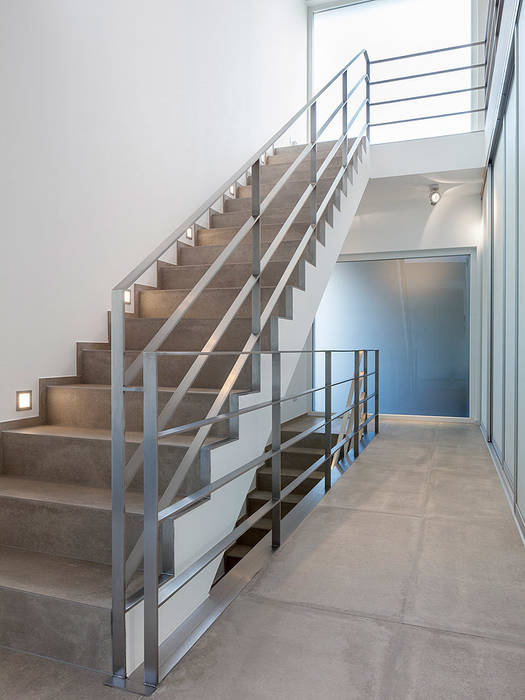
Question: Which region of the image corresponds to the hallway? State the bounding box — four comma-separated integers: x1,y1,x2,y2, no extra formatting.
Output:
2,419,525,699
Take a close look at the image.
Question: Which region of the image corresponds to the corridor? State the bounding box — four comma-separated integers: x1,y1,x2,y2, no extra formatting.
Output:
2,419,525,699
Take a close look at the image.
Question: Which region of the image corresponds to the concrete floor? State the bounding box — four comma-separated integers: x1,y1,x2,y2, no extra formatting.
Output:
2,418,525,699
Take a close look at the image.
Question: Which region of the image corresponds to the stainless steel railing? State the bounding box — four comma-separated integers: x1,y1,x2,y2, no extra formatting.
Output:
138,348,379,690
110,47,370,685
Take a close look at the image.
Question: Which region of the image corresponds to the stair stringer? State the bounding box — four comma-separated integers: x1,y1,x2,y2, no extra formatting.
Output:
125,141,370,674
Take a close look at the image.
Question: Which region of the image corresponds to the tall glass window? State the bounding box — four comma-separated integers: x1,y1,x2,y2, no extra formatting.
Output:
313,257,470,417
312,0,477,143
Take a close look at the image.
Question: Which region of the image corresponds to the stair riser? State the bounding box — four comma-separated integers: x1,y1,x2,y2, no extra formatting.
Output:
252,162,341,186
160,261,300,290
224,181,332,212
138,287,288,320
81,350,251,390
46,385,229,434
280,451,325,469
198,223,307,247
237,526,270,547
281,430,330,450
0,497,142,566
257,471,322,495
0,587,111,671
210,208,311,230
2,432,203,494
122,317,272,352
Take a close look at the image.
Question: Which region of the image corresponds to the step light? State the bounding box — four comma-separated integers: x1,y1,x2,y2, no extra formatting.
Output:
16,390,32,411
429,186,441,206
186,226,193,240
123,289,132,305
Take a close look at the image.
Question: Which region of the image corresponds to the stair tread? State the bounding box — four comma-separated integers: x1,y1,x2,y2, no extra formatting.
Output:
0,475,143,514
0,545,120,608
3,424,221,448
259,466,324,478
249,489,302,504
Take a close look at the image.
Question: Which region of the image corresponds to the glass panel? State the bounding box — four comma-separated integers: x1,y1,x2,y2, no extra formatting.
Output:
492,121,505,458
313,257,470,417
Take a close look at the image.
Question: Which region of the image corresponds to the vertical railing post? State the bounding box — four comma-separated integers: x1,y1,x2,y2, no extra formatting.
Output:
110,288,127,681
365,52,371,142
342,70,348,169
353,351,360,459
363,350,368,437
375,349,380,434
251,159,261,391
271,350,281,549
324,351,332,491
309,102,317,260
143,352,159,690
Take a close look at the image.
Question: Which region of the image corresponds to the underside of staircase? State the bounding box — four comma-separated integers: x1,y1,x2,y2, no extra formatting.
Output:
0,140,364,673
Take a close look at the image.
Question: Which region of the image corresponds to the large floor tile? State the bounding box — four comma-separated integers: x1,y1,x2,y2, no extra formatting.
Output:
358,440,434,470
387,623,525,700
372,423,436,443
155,596,393,700
426,470,509,521
404,516,525,643
247,506,421,621
431,445,495,475
323,465,429,516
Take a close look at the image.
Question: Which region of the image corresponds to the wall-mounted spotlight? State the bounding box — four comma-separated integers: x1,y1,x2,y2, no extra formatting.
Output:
123,289,132,305
16,390,32,411
429,186,441,206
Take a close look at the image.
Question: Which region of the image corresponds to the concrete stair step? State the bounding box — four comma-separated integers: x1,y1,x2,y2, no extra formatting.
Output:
197,222,308,247
46,384,231,434
80,347,251,389
211,206,311,230
0,545,120,671
250,159,342,186
257,465,324,494
281,446,325,469
0,476,143,566
176,238,309,266
265,140,340,166
236,517,272,547
121,316,271,352
138,285,290,320
159,259,301,291
247,489,302,516
1,425,215,493
223,179,332,212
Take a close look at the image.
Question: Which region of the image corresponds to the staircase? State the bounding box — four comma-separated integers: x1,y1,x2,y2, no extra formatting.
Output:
0,137,369,674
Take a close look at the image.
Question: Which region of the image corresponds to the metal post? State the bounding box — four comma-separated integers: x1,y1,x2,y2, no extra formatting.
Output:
143,352,159,690
353,351,360,459
365,53,371,142
251,159,261,391
110,288,127,681
324,352,332,491
271,350,281,549
342,70,348,166
363,351,368,436
309,102,317,259
375,349,380,434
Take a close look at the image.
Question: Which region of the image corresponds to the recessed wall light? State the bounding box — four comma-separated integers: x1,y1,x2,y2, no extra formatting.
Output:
429,186,441,206
123,289,132,305
229,184,236,197
16,390,32,411
186,226,193,240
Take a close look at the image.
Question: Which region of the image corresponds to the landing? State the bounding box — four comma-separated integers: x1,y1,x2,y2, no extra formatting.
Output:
3,419,525,698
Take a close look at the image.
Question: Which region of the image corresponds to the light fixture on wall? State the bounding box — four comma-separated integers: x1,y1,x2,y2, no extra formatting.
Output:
123,289,132,305
229,183,237,197
16,390,32,411
186,226,193,240
429,186,441,206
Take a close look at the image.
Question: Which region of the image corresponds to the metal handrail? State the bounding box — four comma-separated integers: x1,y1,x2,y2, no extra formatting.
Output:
369,39,486,65
139,348,379,688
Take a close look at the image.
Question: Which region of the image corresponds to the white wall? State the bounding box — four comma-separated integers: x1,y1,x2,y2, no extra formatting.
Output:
0,0,307,421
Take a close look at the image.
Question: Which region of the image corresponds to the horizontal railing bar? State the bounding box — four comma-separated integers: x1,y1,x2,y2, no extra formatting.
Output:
370,63,485,85
369,84,487,106
114,48,367,292
370,107,485,128
157,376,376,439
150,349,378,356
158,499,275,607
369,40,485,65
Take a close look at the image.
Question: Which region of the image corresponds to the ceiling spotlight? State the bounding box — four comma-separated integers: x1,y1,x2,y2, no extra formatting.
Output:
429,186,441,206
